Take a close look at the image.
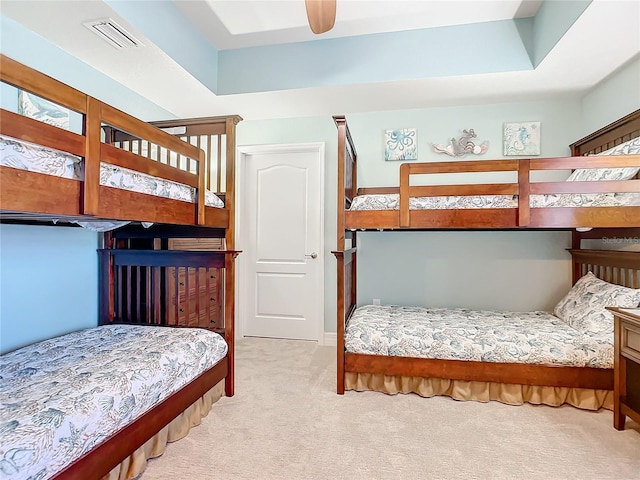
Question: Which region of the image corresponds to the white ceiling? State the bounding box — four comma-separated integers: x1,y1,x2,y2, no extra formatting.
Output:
1,0,639,121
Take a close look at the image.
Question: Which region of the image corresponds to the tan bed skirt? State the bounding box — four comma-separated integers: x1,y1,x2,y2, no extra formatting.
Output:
346,372,613,411
102,380,225,480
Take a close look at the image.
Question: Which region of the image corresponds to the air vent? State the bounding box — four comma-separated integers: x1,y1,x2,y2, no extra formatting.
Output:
83,18,144,50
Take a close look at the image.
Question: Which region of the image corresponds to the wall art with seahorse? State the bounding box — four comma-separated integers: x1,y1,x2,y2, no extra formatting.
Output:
503,121,541,156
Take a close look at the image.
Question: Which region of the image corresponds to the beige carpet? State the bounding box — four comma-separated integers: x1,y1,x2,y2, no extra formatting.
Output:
142,338,640,480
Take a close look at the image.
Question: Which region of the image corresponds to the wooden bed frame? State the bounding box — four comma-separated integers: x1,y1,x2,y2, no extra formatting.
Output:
0,57,240,478
335,110,640,230
0,54,241,228
333,110,640,397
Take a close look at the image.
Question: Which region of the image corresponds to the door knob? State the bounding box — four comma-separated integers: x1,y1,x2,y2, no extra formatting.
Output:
305,252,318,259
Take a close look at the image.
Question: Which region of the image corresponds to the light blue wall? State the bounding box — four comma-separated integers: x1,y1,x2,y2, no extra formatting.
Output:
105,0,219,94
219,20,532,95
346,99,580,314
0,225,98,353
238,98,583,332
0,15,177,351
530,0,591,66
579,55,640,136
0,14,175,121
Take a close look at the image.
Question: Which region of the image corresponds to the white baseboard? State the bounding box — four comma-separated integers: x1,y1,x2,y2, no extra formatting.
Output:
323,332,337,346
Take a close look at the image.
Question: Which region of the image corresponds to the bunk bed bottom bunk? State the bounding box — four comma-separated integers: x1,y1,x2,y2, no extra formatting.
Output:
0,325,229,480
334,248,640,411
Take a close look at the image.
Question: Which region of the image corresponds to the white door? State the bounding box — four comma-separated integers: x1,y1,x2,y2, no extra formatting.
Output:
238,143,324,341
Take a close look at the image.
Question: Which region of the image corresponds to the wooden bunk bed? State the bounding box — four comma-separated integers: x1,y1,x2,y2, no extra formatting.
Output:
332,112,640,409
334,110,640,230
0,56,241,479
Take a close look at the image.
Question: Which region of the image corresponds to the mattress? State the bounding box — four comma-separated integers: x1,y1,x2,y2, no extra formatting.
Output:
0,134,224,208
348,191,640,211
0,324,227,480
345,305,613,368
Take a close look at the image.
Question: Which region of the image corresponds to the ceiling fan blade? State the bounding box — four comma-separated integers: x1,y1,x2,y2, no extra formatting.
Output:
305,0,336,34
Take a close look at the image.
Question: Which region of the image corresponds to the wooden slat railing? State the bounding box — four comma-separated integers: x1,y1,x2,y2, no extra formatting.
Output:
398,155,640,228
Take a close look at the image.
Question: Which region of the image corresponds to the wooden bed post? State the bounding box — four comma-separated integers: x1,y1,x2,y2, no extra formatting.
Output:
517,159,530,227
97,249,115,325
225,116,240,251
84,97,101,216
332,115,359,395
333,115,347,394
224,251,239,397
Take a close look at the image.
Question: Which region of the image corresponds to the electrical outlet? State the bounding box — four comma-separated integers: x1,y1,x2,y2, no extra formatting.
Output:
373,298,381,306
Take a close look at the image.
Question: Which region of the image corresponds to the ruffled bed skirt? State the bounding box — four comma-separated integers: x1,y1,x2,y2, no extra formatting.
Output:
345,372,613,411
102,380,225,480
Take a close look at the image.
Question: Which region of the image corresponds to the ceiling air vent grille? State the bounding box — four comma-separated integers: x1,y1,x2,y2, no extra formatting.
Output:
83,18,144,50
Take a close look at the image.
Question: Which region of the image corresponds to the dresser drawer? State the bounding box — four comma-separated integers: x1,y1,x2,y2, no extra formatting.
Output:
621,320,640,363
168,238,223,250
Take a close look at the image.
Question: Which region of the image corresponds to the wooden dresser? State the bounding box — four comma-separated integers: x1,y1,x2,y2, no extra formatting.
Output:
167,238,224,330
609,308,640,430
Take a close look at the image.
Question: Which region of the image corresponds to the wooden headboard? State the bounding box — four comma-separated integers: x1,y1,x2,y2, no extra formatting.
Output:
569,249,640,288
570,109,640,156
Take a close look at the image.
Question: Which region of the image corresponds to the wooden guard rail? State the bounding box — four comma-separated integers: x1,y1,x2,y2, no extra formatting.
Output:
399,155,640,227
0,54,209,225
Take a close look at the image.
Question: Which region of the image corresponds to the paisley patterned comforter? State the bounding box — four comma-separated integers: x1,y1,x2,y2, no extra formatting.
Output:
0,325,227,480
0,134,224,208
348,191,640,211
346,305,613,368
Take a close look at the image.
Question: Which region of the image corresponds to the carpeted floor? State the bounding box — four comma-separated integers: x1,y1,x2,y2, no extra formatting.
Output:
142,337,640,480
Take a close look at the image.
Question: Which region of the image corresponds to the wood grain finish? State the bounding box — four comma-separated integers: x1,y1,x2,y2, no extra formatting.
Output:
101,143,199,187
0,109,85,156
571,109,640,156
167,238,224,330
0,55,241,229
346,354,613,390
609,308,640,430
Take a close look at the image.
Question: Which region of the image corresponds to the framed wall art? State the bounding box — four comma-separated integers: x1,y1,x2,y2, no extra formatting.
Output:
503,121,541,156
384,127,417,161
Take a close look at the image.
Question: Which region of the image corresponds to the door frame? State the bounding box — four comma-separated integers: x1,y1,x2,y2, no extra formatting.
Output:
235,142,325,343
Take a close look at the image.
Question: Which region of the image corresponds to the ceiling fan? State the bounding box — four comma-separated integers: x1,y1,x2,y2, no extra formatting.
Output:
305,0,337,34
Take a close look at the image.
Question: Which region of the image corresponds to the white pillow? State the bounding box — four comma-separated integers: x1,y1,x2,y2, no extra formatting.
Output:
553,272,640,334
567,136,640,182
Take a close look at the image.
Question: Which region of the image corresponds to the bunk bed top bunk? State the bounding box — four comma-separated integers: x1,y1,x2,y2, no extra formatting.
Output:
334,110,640,230
333,110,640,410
0,54,241,229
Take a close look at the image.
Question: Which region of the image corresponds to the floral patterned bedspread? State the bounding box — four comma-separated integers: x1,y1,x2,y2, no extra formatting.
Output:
345,305,613,368
0,325,227,480
348,192,640,211
0,134,224,208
